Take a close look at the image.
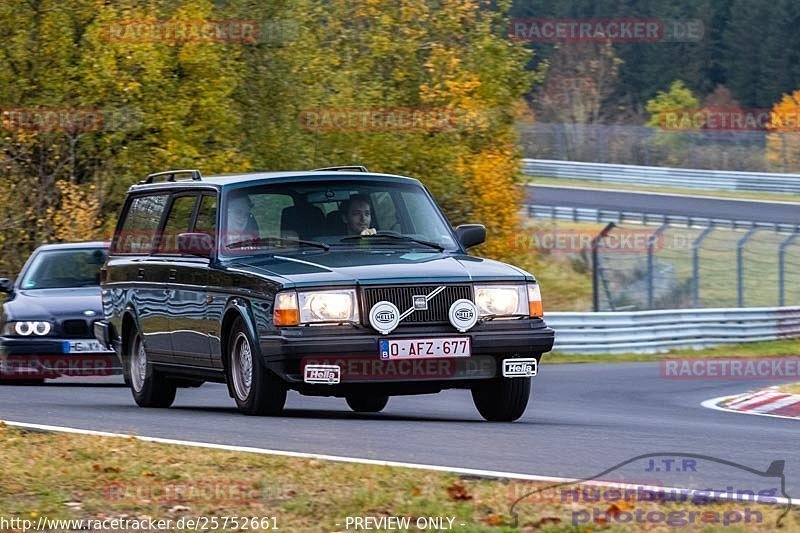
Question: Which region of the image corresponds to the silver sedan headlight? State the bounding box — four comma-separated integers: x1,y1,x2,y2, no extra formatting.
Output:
2,321,53,336
297,289,359,324
473,284,528,317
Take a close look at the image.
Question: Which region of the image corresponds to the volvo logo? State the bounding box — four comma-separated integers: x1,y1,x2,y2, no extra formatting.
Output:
412,295,428,311
369,301,400,335
448,299,478,332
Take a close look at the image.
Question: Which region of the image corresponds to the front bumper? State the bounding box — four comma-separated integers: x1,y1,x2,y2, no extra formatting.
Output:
260,318,554,385
0,335,122,379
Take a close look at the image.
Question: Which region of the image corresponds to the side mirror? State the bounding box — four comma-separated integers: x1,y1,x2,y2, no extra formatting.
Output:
454,224,486,249
177,233,214,257
0,278,12,293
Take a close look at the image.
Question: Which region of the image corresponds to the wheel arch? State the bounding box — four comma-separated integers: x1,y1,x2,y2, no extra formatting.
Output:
220,298,260,396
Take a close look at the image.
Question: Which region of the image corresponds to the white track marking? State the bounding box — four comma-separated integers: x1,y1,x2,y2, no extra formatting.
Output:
1,418,794,507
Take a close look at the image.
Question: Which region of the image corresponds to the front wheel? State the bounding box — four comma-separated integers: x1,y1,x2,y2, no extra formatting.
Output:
471,377,531,422
128,331,176,408
228,317,286,416
346,394,389,413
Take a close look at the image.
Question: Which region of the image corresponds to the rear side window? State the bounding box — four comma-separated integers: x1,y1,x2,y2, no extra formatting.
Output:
157,194,199,254
194,194,217,238
113,194,169,254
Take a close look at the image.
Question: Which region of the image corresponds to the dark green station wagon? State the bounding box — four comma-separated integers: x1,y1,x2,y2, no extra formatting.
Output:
95,166,554,421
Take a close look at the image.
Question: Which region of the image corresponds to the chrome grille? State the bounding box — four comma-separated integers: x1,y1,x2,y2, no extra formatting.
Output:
361,285,472,325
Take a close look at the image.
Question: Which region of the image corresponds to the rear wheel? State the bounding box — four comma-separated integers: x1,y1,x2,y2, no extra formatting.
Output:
128,331,176,408
471,377,530,422
228,317,286,416
346,394,389,413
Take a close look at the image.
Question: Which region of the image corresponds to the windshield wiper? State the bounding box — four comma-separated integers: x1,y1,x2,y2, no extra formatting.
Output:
226,236,330,251
339,234,445,252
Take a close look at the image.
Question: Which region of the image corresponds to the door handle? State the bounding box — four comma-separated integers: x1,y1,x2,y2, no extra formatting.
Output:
137,268,145,279
168,269,177,281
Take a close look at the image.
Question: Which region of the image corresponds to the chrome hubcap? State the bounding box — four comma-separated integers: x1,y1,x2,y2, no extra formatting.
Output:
232,332,253,401
131,336,146,392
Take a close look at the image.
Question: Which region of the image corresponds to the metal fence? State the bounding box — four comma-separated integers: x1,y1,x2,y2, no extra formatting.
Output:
523,205,800,312
522,158,800,194
546,306,800,354
519,122,800,173
592,223,800,312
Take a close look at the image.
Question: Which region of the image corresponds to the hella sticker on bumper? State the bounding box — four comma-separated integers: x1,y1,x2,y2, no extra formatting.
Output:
304,364,341,384
502,358,537,377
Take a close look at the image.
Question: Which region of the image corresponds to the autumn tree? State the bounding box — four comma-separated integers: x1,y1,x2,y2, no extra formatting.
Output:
766,90,800,172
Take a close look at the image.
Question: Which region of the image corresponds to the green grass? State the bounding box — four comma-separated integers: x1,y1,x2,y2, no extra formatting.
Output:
1,425,796,532
777,382,800,394
527,175,800,204
544,338,800,364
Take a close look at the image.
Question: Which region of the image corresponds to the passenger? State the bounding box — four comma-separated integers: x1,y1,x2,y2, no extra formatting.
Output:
227,195,259,241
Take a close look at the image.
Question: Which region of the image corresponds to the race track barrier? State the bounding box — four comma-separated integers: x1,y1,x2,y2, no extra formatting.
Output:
546,306,800,354
523,159,800,194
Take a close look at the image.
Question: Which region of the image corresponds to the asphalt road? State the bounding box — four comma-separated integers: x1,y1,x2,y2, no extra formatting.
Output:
1,362,798,499
527,185,800,225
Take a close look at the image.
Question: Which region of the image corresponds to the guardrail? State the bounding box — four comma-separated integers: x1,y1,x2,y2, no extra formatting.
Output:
523,159,800,194
524,204,800,233
546,307,800,354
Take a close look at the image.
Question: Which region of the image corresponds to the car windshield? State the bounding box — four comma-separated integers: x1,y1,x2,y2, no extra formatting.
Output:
220,179,459,255
19,248,108,289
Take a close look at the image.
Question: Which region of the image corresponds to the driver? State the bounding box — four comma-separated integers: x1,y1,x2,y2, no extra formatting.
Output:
341,194,375,235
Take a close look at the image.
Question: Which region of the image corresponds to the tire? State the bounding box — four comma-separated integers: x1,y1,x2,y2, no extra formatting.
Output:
471,376,531,422
346,394,389,413
228,317,286,416
127,330,176,408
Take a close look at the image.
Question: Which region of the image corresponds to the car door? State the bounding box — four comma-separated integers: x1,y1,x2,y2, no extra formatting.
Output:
154,191,210,367
114,193,173,360
183,193,219,367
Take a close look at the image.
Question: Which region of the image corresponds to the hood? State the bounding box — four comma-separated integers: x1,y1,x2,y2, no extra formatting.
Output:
2,287,103,321
224,250,532,288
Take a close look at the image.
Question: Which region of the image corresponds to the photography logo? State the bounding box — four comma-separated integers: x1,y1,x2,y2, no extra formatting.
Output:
509,452,792,528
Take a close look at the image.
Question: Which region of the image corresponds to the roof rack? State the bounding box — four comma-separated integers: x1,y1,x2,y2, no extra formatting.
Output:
140,169,203,185
312,165,369,173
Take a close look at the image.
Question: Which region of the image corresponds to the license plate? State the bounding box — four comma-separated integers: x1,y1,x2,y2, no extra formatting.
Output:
62,340,109,354
379,337,471,360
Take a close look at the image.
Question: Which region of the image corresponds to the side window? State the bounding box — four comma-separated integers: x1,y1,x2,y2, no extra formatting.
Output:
113,194,169,254
193,194,217,246
157,194,199,254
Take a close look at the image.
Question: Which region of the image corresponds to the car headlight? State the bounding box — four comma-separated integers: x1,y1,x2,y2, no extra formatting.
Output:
474,285,527,316
273,289,359,326
2,321,52,336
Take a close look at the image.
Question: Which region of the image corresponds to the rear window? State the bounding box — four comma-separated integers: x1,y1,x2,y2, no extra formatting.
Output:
113,194,169,254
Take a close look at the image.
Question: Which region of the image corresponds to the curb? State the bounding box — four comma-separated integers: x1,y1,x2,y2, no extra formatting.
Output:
706,386,800,419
